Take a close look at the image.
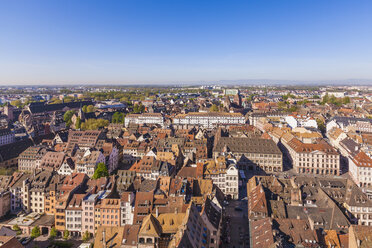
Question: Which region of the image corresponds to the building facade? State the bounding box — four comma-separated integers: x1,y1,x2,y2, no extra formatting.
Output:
124,113,164,127
173,112,245,129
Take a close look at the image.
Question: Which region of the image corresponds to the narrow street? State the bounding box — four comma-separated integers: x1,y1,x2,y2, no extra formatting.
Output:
221,199,249,248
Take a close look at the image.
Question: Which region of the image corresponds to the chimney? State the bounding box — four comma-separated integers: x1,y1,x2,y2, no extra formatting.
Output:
156,207,159,217
102,229,106,248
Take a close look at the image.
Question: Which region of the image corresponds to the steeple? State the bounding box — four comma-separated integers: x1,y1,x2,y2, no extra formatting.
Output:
78,107,85,121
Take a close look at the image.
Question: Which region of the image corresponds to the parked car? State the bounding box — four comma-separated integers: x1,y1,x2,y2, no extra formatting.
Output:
22,237,32,245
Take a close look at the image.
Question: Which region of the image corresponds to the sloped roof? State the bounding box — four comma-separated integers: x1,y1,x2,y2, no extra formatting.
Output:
350,151,372,168
248,184,268,215
139,214,162,238
157,213,186,234
94,226,125,248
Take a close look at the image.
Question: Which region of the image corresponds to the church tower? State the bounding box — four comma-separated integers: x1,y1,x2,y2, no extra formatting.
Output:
4,102,14,121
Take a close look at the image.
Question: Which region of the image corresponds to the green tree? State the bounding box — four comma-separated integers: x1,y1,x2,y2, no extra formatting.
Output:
287,105,298,113
12,224,22,235
92,163,109,179
321,93,329,105
133,103,145,113
120,96,129,102
49,227,57,240
63,96,74,103
81,118,109,130
82,105,88,113
317,118,326,133
86,105,95,113
50,97,63,104
343,96,350,104
63,110,75,127
63,230,69,240
329,95,337,105
10,100,22,108
82,231,91,242
112,112,125,124
210,104,219,112
278,101,287,110
75,117,82,129
31,226,41,238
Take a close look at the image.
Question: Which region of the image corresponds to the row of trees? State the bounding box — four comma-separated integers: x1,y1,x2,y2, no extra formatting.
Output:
132,103,145,113
278,101,298,112
112,112,125,123
80,119,109,130
82,105,95,113
29,225,90,241
63,110,75,127
320,94,350,106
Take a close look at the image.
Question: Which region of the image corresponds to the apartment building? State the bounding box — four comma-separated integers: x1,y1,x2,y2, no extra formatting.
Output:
101,142,119,173
45,174,65,215
200,198,222,248
76,150,105,177
285,115,318,129
8,172,29,213
40,151,65,171
168,204,211,248
327,116,372,133
65,194,84,236
282,136,340,175
123,141,146,164
213,137,283,173
82,193,98,235
57,157,75,175
96,198,121,228
173,112,245,129
124,113,164,127
0,128,15,146
120,192,134,226
349,151,372,187
0,191,11,218
67,130,102,149
203,157,239,199
18,146,48,172
129,156,174,180
55,173,88,234
22,170,53,213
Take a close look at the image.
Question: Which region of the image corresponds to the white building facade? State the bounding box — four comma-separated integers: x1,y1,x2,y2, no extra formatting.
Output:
124,113,164,127
173,112,245,129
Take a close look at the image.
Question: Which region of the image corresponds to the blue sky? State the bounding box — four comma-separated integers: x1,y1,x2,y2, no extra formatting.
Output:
0,0,371,84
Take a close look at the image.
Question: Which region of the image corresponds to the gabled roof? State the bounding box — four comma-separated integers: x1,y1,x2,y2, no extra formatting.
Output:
287,137,338,154
94,226,125,248
350,151,372,168
157,213,186,234
28,100,93,114
139,214,162,238
248,183,268,216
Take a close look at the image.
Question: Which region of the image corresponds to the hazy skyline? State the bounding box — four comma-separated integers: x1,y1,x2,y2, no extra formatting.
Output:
1,0,372,85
